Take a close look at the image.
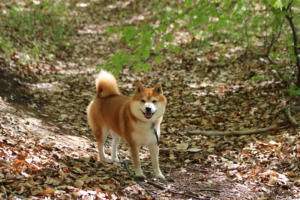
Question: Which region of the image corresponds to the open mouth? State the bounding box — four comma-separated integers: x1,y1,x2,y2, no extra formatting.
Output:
144,112,153,119
141,110,155,119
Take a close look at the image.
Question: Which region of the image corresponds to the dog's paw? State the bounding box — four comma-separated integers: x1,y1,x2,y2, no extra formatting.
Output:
99,157,112,164
134,171,146,180
134,174,146,181
112,157,120,163
154,172,165,180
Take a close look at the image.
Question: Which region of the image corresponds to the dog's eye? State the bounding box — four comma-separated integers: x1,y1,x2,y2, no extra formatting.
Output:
141,100,146,103
152,100,157,103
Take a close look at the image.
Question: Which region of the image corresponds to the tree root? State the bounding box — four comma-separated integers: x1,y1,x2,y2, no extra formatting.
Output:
189,123,285,136
190,105,300,136
189,106,300,136
283,107,300,127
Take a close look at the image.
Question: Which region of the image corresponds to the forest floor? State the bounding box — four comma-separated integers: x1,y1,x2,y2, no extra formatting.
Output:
0,0,299,199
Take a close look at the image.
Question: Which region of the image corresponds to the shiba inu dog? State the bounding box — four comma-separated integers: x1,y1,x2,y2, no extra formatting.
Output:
87,70,167,179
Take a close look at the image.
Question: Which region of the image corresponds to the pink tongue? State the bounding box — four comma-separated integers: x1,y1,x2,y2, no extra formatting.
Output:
145,113,152,118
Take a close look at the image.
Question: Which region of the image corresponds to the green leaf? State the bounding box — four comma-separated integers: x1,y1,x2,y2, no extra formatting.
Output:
184,0,193,8
165,34,174,42
289,85,300,96
122,26,138,42
174,45,180,54
157,24,168,33
273,0,283,9
251,75,263,82
134,64,141,73
168,44,175,51
158,41,165,49
154,55,163,64
142,63,151,72
221,0,232,10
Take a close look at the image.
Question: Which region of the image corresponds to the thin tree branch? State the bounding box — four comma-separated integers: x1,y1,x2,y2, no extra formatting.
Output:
266,23,282,60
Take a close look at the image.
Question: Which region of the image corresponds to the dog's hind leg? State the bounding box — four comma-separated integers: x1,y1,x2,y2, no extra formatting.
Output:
111,132,121,162
94,127,110,162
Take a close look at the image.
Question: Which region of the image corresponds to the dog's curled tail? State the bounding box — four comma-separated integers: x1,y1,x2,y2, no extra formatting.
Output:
95,70,120,98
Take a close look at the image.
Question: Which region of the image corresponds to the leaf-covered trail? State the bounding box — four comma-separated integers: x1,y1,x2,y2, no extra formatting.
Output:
1,0,299,199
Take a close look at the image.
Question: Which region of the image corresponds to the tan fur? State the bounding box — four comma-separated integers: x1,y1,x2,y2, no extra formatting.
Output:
95,70,120,98
87,70,167,179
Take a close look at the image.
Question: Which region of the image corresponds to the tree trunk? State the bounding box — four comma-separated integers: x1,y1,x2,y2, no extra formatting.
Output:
285,10,300,87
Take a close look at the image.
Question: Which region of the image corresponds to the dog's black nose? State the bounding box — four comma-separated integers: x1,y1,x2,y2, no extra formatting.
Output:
146,107,151,112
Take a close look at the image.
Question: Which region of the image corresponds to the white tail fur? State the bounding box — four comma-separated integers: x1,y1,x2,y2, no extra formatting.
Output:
96,70,120,98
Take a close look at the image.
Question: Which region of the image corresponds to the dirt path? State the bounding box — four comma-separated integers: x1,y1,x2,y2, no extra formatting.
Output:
0,0,299,199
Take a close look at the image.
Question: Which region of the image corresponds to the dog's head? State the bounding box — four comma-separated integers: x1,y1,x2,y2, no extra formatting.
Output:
131,82,167,122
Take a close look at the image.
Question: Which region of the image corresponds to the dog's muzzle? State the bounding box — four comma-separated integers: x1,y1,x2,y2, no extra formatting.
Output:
142,107,155,119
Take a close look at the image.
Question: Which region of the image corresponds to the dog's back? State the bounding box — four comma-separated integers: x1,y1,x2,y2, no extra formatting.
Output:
88,94,133,137
87,70,135,141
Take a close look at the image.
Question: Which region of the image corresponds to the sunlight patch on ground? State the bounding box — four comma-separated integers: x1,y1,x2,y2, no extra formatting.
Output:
0,98,93,152
105,0,131,10
173,31,193,45
188,81,243,97
54,61,96,75
124,14,145,24
76,2,89,8
58,67,95,75
25,82,65,92
78,24,108,35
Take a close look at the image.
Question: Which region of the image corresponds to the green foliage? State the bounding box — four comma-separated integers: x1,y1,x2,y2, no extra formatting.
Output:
0,36,13,56
288,85,300,96
251,75,264,82
102,0,298,78
0,0,74,62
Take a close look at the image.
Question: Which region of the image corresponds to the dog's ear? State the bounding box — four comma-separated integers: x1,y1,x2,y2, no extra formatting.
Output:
154,82,163,94
134,81,144,93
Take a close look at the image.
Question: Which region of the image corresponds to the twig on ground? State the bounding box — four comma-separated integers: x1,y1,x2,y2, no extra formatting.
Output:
166,189,202,200
121,161,203,199
146,180,203,199
189,104,300,136
291,106,300,113
137,181,155,198
283,107,300,126
189,122,287,136
121,161,134,176
145,180,165,190
198,188,221,193
185,166,208,173
273,66,291,86
121,161,154,198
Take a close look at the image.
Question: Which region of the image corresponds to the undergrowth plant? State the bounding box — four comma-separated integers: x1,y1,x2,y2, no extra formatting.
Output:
0,0,74,63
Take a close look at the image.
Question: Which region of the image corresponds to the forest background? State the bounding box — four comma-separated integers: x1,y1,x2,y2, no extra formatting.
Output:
0,0,299,199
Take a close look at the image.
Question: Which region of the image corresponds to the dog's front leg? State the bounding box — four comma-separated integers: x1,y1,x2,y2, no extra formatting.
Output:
149,143,165,179
130,145,145,178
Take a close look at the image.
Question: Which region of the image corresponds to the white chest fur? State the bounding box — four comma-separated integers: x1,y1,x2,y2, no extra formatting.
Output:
131,122,160,146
